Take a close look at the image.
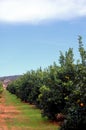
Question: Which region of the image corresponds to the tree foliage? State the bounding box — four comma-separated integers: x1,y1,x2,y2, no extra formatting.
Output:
0,82,3,96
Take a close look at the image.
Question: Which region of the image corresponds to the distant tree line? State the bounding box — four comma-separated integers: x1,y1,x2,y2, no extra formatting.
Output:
7,36,86,130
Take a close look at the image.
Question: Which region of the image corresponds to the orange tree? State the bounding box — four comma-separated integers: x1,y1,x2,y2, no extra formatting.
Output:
60,64,86,130
38,48,76,120
60,36,86,130
0,82,3,95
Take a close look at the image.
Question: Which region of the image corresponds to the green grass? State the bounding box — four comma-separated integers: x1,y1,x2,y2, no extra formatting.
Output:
3,90,60,130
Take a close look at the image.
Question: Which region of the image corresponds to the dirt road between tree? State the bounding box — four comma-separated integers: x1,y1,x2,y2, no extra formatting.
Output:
0,96,20,130
0,90,58,130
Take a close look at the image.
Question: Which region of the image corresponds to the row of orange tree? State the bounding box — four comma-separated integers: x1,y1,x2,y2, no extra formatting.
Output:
7,36,86,130
0,82,4,97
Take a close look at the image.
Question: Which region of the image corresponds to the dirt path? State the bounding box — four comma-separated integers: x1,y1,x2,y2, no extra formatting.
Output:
0,97,8,130
0,94,20,130
0,90,58,130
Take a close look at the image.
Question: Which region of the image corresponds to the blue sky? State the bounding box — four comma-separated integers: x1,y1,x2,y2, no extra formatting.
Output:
0,0,86,76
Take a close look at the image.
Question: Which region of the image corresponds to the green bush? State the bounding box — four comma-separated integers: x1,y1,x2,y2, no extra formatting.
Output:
0,82,3,96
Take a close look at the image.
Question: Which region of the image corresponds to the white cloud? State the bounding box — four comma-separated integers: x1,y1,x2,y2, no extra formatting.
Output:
0,0,86,23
